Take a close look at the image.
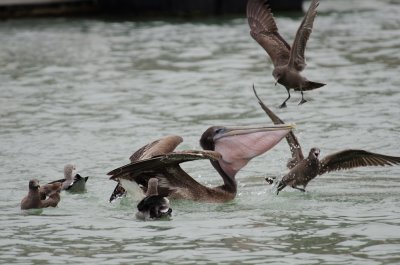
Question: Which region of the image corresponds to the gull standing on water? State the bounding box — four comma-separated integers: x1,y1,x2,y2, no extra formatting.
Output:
247,0,325,107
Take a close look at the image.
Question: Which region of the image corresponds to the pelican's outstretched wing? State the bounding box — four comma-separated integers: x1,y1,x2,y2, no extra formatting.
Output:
129,135,183,162
108,150,222,198
110,135,183,202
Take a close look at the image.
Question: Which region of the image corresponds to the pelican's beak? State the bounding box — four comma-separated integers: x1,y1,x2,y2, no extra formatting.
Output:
274,80,278,86
214,124,295,140
211,124,295,178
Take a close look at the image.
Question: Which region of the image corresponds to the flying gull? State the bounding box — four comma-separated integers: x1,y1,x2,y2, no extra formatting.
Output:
247,0,325,107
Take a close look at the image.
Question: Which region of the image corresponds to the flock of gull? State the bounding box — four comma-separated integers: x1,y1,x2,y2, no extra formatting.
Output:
21,0,400,220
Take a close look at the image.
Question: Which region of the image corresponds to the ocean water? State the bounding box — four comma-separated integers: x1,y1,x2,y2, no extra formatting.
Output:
1,0,400,264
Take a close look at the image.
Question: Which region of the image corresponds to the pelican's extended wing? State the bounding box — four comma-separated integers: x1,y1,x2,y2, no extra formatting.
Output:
129,135,183,162
109,135,183,202
108,150,222,197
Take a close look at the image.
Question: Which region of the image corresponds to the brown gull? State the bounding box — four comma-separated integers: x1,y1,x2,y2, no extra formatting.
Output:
21,179,62,210
253,85,400,194
247,0,325,107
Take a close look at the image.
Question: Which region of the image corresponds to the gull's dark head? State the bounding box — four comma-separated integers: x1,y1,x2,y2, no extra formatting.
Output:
272,68,285,85
29,179,40,190
137,195,172,220
309,147,320,159
265,176,276,185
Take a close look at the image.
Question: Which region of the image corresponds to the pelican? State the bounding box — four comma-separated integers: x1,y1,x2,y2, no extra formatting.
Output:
247,0,325,107
107,124,293,203
109,135,183,202
253,85,400,194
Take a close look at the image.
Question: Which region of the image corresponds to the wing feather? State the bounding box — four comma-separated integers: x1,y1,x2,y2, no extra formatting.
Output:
288,0,319,71
108,150,222,198
252,85,304,167
318,149,400,175
247,0,290,67
129,135,183,162
109,150,220,178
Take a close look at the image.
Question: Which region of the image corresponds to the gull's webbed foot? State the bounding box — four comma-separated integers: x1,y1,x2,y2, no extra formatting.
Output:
298,98,307,105
292,186,306,192
279,102,287,108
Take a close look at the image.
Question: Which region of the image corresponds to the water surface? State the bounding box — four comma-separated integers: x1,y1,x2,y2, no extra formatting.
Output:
1,0,400,264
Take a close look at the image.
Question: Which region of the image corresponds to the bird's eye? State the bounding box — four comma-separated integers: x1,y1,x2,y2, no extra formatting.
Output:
215,128,224,134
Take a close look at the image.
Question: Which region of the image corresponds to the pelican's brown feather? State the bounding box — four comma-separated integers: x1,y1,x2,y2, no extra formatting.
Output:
108,150,221,179
129,135,183,162
109,135,183,202
109,150,228,202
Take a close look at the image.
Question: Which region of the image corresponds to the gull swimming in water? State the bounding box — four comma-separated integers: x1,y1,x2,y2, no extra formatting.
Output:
48,164,89,192
21,179,62,210
136,178,172,220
